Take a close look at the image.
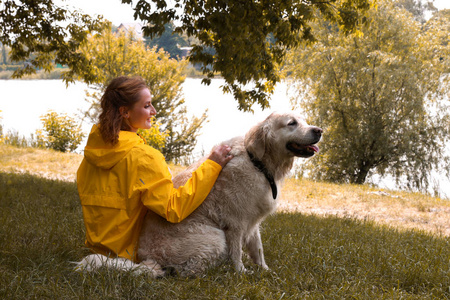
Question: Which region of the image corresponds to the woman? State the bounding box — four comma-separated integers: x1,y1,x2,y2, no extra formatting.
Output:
77,76,233,262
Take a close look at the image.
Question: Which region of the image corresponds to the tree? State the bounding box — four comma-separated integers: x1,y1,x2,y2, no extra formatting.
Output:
424,9,450,73
144,22,189,59
2,0,370,110
1,43,6,65
81,25,207,162
285,0,450,191
127,0,371,111
0,0,104,83
394,0,437,23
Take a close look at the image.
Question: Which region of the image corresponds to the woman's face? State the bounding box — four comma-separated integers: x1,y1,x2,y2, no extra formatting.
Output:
123,88,157,132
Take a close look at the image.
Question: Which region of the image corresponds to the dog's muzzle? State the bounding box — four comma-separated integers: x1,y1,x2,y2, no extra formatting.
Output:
286,127,322,158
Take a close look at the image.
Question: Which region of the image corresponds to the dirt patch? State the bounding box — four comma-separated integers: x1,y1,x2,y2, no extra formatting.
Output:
279,179,450,237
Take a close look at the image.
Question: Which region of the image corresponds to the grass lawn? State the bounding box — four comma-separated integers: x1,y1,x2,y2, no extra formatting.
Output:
1,144,450,299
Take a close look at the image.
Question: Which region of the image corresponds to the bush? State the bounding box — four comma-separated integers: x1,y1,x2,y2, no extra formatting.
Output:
36,111,85,152
137,118,169,151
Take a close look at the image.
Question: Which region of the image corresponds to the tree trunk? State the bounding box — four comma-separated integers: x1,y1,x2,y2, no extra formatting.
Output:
1,44,6,65
354,162,372,184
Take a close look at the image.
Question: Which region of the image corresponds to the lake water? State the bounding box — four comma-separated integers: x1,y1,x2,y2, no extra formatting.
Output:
0,79,293,153
0,79,448,199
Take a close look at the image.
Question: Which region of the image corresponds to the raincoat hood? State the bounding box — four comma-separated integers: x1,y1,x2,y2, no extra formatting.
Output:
83,124,144,169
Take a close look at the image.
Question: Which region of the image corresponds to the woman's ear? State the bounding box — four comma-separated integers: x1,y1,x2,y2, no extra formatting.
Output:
119,106,129,118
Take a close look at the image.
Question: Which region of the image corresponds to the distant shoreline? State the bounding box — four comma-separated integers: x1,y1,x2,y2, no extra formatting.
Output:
0,64,217,80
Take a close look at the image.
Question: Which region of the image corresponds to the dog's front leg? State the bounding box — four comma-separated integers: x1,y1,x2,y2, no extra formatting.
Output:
245,227,268,269
225,229,246,272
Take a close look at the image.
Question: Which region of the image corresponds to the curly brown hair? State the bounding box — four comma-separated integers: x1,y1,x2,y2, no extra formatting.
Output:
99,76,149,145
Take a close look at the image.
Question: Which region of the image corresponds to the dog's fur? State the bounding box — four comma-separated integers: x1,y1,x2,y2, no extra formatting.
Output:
137,112,321,276
76,112,321,276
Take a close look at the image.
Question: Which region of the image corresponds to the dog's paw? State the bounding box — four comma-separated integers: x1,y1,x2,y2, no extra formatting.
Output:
242,268,253,275
140,259,165,278
234,263,249,274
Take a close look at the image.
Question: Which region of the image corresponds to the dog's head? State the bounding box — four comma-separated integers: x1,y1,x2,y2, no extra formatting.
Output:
244,112,322,160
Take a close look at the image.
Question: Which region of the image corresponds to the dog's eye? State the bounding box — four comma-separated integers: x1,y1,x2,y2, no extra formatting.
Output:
288,120,298,126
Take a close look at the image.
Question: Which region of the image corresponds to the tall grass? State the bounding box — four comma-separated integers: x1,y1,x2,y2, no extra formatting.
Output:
1,171,449,299
0,129,40,148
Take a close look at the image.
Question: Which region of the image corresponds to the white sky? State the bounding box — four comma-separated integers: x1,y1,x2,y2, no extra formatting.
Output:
433,0,450,10
57,0,137,25
60,0,450,27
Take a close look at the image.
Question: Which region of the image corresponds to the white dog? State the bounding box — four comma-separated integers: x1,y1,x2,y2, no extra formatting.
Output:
76,112,322,277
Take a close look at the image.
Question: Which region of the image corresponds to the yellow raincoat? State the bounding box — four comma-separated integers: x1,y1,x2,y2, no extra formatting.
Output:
77,125,222,262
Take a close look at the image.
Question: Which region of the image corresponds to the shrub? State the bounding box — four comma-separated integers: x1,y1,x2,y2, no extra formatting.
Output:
36,111,84,152
137,118,169,151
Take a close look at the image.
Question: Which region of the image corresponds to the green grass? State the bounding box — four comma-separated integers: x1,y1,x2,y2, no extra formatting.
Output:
1,171,449,299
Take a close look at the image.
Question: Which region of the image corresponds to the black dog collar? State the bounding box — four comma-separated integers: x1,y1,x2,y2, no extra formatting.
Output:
247,150,277,199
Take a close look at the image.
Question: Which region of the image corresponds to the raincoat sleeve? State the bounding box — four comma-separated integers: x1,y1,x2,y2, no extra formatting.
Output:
135,147,222,223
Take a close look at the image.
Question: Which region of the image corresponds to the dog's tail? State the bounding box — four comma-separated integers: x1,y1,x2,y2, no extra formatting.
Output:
72,254,165,277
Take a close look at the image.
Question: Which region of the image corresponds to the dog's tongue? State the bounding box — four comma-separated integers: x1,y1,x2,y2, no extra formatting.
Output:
307,145,319,153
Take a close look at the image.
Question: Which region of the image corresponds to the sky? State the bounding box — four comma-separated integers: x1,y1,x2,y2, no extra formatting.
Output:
58,0,140,25
61,0,450,27
432,0,450,10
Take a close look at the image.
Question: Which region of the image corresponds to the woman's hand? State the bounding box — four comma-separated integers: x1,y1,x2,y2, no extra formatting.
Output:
208,145,233,168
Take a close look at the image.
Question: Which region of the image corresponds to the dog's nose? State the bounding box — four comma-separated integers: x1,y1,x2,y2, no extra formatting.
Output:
312,127,323,136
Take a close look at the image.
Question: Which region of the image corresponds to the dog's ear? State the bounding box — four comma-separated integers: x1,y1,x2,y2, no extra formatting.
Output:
244,122,268,160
